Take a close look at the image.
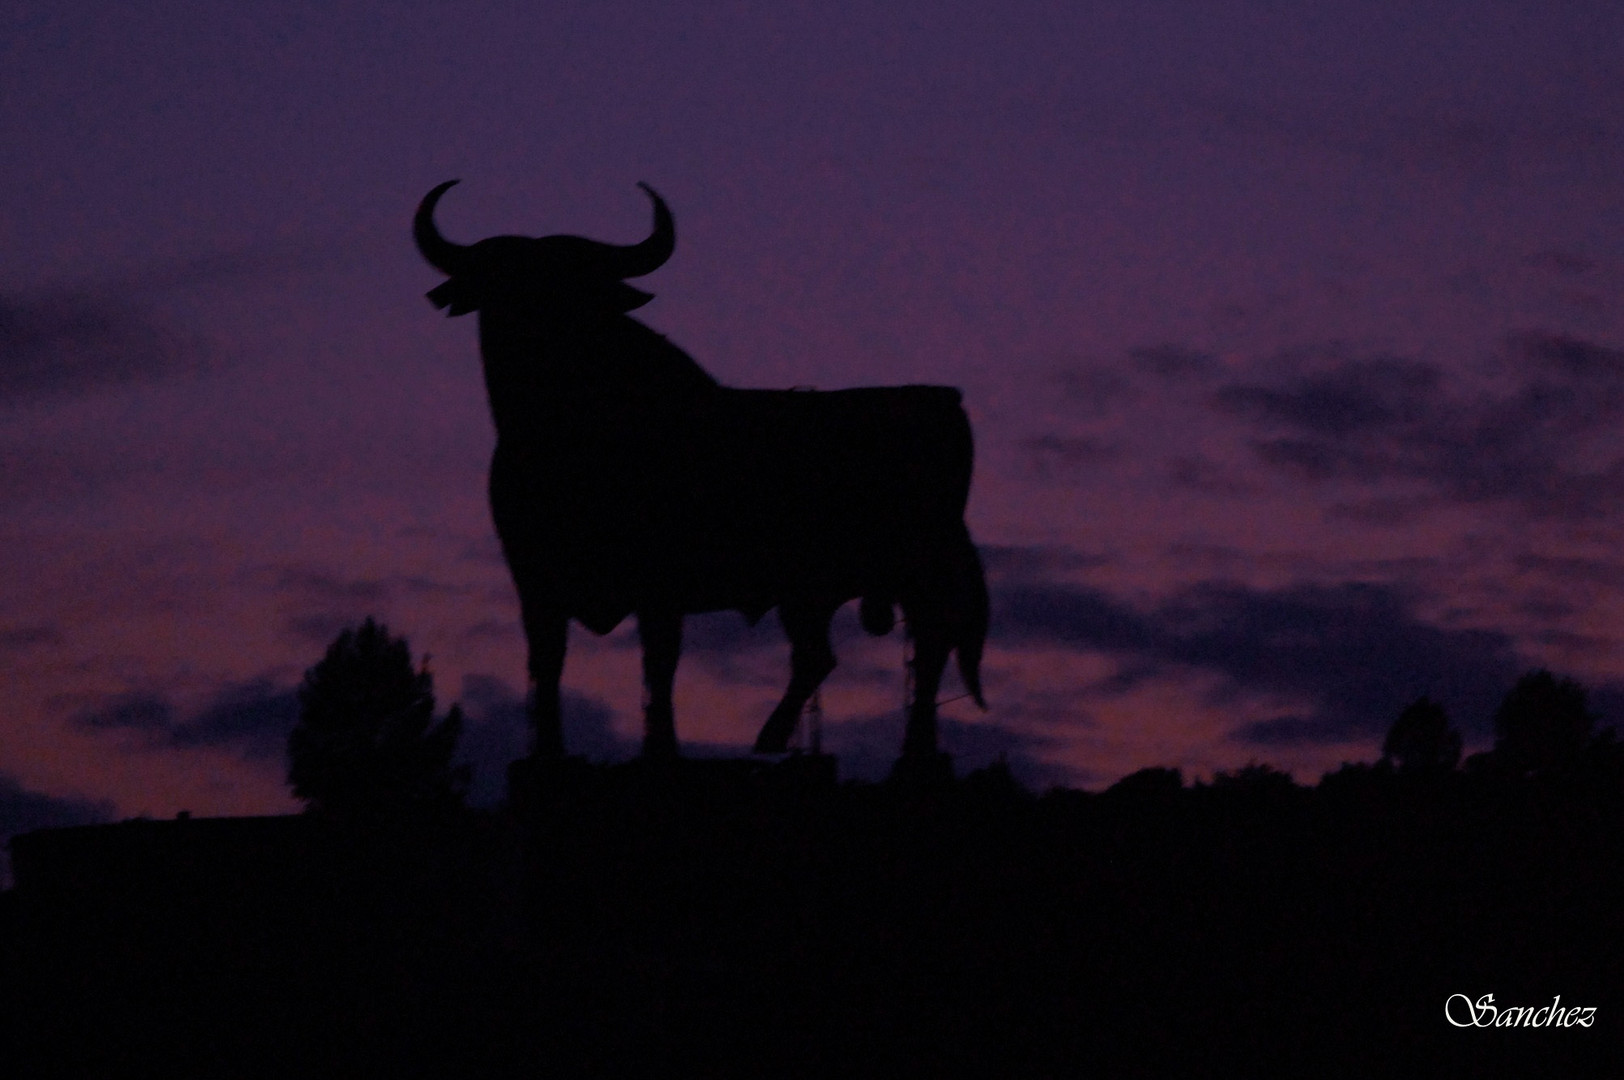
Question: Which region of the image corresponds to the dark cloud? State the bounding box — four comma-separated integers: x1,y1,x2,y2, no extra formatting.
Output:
73,693,175,734
980,544,1113,583
677,611,784,657
72,681,296,761
1164,453,1254,495
1514,553,1624,590
1233,714,1345,747
1192,89,1620,181
0,244,342,405
464,618,520,642
1054,365,1134,416
68,672,625,807
263,566,390,605
1321,494,1436,526
657,606,929,699
592,610,788,689
259,567,479,647
0,623,63,652
1020,434,1121,481
0,290,208,402
393,575,479,598
1215,355,1441,438
1523,250,1597,276
1129,343,1218,378
997,578,1520,747
261,565,479,606
1212,336,1624,519
167,680,299,760
0,436,132,505
256,567,394,646
284,612,363,647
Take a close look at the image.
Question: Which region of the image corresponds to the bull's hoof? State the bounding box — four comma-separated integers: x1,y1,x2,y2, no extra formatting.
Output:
640,736,680,761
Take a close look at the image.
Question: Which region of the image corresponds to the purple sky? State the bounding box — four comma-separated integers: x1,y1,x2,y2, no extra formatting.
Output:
4,2,1623,835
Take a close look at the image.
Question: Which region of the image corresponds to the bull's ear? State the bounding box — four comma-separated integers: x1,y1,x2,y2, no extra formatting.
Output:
607,281,655,312
426,278,480,316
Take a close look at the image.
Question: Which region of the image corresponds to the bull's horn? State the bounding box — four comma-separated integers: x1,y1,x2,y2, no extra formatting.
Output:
414,180,471,274
607,182,675,278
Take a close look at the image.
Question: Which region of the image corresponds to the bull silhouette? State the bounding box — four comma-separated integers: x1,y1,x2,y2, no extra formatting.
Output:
414,181,987,768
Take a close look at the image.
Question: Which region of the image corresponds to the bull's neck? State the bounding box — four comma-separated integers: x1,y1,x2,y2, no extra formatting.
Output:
476,315,574,436
474,309,719,440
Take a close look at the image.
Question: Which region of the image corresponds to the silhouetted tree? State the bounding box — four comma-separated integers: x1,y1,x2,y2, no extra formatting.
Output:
288,618,469,817
1316,760,1392,798
961,756,1031,800
1209,762,1297,794
1492,669,1594,779
1106,766,1185,800
1381,696,1461,774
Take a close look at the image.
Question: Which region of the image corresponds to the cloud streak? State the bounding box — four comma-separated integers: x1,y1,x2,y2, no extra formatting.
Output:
72,681,297,762
0,289,209,403
0,623,64,653
997,576,1520,747
1211,335,1624,520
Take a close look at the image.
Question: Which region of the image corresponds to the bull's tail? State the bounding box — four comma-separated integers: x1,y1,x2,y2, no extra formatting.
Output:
954,530,989,709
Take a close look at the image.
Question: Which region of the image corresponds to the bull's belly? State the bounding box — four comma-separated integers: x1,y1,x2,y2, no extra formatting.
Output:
501,529,904,635
487,381,973,631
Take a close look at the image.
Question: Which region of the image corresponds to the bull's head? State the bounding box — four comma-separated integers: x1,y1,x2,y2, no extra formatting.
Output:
413,181,674,318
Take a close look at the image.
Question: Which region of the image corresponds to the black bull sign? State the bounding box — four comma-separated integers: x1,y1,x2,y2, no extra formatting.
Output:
416,181,987,766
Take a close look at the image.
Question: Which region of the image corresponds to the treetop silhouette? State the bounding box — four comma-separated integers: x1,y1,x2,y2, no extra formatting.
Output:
287,617,468,817
1493,668,1596,779
1382,695,1462,774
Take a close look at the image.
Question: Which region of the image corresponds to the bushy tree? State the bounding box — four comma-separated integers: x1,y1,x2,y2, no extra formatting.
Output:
1382,696,1462,774
1106,766,1185,800
1492,669,1594,779
288,618,469,817
1209,762,1298,796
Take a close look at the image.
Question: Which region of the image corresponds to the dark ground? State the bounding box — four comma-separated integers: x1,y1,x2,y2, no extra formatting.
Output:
2,757,1619,1077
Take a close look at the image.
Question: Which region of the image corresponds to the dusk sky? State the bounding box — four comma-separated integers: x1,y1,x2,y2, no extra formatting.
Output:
4,2,1623,844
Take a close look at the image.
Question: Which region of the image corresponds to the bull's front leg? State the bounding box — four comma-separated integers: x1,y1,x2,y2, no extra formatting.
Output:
638,610,682,759
519,601,569,760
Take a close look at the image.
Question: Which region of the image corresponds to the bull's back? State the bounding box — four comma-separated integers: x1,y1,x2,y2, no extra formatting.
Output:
722,384,973,511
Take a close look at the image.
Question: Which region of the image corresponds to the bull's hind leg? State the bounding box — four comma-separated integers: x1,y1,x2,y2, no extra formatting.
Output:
901,615,952,760
638,611,682,759
895,582,958,769
753,599,839,754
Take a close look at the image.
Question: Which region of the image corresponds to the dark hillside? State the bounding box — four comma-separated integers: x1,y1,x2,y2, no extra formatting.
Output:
3,760,1619,1076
